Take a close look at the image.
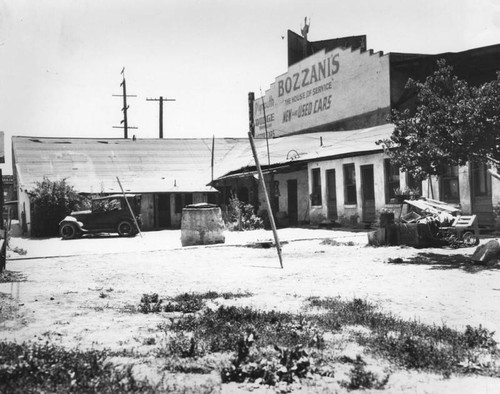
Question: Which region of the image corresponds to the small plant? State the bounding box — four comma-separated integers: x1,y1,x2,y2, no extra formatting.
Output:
340,356,390,390
463,325,497,349
138,293,162,314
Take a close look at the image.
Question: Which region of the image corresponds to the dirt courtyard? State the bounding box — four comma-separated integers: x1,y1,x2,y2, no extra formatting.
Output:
1,228,500,393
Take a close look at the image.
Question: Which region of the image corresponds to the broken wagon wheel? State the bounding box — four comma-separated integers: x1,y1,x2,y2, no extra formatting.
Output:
462,231,479,247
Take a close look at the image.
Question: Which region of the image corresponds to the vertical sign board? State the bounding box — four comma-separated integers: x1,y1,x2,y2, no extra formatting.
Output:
254,47,391,138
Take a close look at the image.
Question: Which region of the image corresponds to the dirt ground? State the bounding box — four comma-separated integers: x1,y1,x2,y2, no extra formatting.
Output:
1,228,500,393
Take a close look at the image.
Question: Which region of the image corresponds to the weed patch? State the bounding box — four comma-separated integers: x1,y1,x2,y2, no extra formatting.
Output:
139,291,252,314
340,356,389,390
0,341,157,393
307,296,499,376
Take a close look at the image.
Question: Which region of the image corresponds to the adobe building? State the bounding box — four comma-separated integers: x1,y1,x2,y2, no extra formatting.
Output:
215,30,500,229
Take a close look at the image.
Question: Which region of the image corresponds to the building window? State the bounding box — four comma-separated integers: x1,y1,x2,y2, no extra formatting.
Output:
406,172,422,196
343,164,357,205
384,159,400,203
440,166,460,202
311,168,322,206
272,181,280,212
472,162,491,197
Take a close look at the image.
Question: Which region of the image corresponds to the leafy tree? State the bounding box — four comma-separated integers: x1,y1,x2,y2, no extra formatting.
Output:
28,177,84,237
378,59,500,181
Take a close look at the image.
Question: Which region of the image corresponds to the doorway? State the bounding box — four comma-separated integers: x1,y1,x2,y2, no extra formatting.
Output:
287,179,298,226
361,165,376,222
157,194,171,228
326,169,337,220
471,162,493,227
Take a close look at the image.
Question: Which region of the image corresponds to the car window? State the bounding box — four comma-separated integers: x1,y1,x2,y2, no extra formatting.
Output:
93,198,123,213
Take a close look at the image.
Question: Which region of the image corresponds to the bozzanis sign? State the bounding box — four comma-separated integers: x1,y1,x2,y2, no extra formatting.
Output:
254,47,390,138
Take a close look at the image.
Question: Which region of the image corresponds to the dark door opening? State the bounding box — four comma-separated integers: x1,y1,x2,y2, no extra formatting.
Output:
326,169,337,220
361,165,376,222
157,194,171,228
287,179,298,226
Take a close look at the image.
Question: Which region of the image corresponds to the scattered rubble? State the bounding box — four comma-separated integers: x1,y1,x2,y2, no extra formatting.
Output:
368,197,480,248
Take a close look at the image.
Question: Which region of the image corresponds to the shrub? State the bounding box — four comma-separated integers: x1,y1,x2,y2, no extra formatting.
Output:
223,195,263,231
0,341,157,393
28,177,85,237
340,356,389,390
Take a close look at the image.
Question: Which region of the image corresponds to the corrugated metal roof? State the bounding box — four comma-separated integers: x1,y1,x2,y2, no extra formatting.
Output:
13,124,394,194
213,124,394,179
12,137,247,194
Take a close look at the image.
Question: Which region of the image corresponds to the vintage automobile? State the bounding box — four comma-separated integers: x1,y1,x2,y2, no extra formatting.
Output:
59,194,142,239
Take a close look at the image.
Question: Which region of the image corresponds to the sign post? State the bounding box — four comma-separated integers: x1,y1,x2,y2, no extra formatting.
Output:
248,132,283,268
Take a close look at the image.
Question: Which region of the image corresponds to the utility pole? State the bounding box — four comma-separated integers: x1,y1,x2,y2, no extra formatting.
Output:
113,67,138,139
146,96,176,139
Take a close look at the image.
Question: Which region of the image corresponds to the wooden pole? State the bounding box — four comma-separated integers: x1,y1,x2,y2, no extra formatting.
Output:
0,169,5,273
211,135,215,183
116,177,143,238
248,132,283,268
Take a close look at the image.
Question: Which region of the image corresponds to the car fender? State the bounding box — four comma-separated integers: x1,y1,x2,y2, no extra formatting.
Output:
59,216,85,231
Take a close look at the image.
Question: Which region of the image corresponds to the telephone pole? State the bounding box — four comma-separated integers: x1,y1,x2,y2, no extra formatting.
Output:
146,96,176,139
113,68,138,139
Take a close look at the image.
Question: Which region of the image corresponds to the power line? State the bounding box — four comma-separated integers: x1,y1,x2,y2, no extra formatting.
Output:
146,96,176,139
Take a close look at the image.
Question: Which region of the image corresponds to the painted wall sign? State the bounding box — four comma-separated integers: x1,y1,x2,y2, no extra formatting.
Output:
254,47,391,138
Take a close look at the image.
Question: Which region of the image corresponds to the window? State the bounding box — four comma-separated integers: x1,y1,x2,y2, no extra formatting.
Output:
311,168,322,205
272,181,280,212
440,166,460,202
472,162,491,197
384,159,400,203
406,172,422,196
343,164,357,205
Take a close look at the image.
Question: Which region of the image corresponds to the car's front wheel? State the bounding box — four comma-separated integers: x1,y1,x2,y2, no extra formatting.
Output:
60,223,77,240
117,220,136,237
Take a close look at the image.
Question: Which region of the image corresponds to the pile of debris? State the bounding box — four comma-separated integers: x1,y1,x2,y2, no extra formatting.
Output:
368,197,479,248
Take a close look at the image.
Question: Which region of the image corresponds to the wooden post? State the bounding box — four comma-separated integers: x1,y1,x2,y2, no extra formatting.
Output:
0,169,5,273
248,132,283,268
116,177,143,238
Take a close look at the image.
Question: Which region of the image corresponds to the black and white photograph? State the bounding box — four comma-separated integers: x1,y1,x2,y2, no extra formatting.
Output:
1,1,500,392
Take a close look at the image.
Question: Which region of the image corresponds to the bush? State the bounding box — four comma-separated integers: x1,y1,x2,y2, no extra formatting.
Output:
0,341,157,393
223,196,263,231
28,177,85,237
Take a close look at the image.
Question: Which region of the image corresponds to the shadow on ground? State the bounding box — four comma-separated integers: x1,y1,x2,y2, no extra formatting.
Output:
387,253,500,273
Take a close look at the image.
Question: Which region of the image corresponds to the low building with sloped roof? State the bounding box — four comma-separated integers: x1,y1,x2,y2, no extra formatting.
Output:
12,136,247,232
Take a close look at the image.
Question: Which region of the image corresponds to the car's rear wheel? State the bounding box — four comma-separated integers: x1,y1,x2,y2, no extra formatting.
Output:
60,223,77,240
117,220,136,237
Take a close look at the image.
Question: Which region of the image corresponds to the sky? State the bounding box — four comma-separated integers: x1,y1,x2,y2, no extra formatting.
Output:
1,0,500,174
